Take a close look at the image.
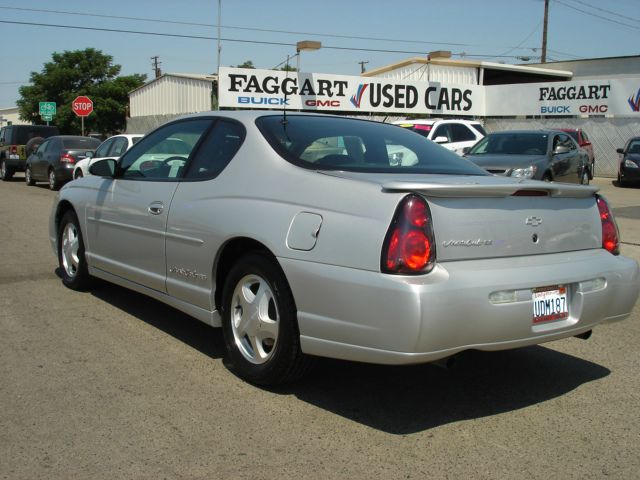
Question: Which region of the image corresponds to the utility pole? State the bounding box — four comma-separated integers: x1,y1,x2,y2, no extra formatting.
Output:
541,0,549,63
358,61,369,74
217,0,222,74
151,56,162,78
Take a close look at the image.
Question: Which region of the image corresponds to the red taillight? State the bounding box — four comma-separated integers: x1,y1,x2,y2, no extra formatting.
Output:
60,153,76,164
10,145,17,154
596,195,620,255
382,194,435,274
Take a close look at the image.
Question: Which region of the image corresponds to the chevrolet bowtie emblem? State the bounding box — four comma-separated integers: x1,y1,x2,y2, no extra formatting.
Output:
525,216,542,227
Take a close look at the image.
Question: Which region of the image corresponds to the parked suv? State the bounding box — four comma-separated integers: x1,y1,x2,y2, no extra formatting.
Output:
559,128,595,179
0,124,59,180
392,119,486,154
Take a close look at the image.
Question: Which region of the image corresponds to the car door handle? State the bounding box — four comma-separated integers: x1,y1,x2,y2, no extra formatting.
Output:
148,202,164,215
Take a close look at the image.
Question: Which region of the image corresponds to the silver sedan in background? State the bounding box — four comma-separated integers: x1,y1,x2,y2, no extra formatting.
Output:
49,112,639,385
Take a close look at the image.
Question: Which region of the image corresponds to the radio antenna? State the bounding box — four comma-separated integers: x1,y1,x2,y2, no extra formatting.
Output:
281,54,291,126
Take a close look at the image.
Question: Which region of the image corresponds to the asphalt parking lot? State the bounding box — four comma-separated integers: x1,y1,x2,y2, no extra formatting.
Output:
1,176,639,479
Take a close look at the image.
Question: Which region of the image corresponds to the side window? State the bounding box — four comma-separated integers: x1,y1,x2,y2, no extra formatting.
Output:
36,140,50,154
559,134,575,150
431,124,452,143
94,139,113,158
185,120,244,179
450,124,477,142
46,138,60,153
119,119,213,180
109,137,129,157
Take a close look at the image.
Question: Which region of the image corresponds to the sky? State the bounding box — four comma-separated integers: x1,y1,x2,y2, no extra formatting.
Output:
1,0,639,108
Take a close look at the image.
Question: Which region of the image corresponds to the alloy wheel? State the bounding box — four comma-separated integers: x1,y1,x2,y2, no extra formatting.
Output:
230,274,280,365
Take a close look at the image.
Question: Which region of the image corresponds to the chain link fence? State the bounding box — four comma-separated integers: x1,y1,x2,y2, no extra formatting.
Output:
484,118,640,178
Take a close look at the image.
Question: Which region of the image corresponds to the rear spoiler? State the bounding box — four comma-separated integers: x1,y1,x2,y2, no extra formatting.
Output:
381,181,599,198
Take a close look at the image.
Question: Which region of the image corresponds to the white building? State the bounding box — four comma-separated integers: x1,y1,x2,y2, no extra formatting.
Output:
0,107,30,127
129,73,217,117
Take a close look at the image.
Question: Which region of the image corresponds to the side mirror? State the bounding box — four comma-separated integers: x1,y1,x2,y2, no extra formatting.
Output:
553,145,570,155
433,136,449,144
462,147,471,155
85,151,94,159
616,148,624,154
89,158,116,177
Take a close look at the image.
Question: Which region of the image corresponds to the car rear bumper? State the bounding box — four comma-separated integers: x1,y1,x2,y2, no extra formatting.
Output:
4,156,26,171
281,249,640,365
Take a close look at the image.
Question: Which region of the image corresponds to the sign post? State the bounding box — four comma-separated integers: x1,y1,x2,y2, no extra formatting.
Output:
71,96,93,135
38,102,56,126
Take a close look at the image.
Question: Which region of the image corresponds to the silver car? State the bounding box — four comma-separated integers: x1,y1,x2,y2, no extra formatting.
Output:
49,111,640,385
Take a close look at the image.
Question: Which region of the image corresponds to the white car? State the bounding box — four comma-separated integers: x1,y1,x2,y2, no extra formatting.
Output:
393,119,486,155
73,134,143,179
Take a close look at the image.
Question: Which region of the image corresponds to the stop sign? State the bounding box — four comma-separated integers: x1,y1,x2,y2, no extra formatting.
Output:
72,96,93,117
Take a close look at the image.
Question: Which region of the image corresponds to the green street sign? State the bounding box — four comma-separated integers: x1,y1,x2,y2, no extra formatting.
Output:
41,114,53,122
39,102,56,116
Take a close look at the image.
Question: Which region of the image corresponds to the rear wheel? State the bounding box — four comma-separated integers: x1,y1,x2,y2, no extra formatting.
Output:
74,169,83,180
48,168,60,190
25,165,35,186
0,159,14,181
58,210,92,291
221,253,314,385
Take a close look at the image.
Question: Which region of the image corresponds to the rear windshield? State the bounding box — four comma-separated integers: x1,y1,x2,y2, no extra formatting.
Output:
62,137,101,149
469,133,548,156
14,126,59,144
256,115,488,176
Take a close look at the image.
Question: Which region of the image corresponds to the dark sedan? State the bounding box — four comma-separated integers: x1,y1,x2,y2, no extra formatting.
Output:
616,137,640,187
465,130,590,184
25,135,101,190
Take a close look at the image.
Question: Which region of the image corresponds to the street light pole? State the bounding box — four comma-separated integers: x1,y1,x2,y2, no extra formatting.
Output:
217,0,222,74
295,40,321,72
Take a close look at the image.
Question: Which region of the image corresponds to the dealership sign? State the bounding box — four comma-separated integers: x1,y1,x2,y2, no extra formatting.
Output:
218,67,485,115
219,67,640,117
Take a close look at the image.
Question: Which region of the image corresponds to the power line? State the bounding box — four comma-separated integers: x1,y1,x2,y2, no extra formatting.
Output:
0,19,537,60
564,0,640,23
0,5,546,52
554,0,640,30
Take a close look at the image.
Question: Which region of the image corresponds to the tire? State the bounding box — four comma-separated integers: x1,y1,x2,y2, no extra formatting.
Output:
542,173,552,182
25,165,35,186
0,159,14,181
58,210,92,291
221,253,314,385
74,169,84,180
48,168,60,191
580,169,589,185
617,172,628,188
25,136,44,156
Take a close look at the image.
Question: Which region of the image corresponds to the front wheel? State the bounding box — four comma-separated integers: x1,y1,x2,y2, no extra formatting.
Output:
580,169,589,185
74,169,83,180
25,165,35,186
58,210,92,291
221,253,314,385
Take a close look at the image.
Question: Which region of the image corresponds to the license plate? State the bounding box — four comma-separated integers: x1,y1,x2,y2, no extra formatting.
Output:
532,285,568,324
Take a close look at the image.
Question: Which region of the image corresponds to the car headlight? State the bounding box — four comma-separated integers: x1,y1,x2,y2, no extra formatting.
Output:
624,159,639,169
508,165,537,178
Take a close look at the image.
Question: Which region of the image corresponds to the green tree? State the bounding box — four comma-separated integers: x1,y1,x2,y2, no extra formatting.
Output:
235,60,255,69
17,48,146,135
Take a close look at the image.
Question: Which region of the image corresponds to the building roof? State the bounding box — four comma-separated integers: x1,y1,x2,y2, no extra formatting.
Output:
363,56,572,79
129,72,218,95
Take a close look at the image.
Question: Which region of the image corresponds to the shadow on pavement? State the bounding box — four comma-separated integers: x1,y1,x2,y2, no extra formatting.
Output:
86,278,226,360
273,346,609,434
70,271,610,435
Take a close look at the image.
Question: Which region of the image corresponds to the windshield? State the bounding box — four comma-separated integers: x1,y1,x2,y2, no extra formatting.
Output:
256,115,488,176
469,132,548,156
